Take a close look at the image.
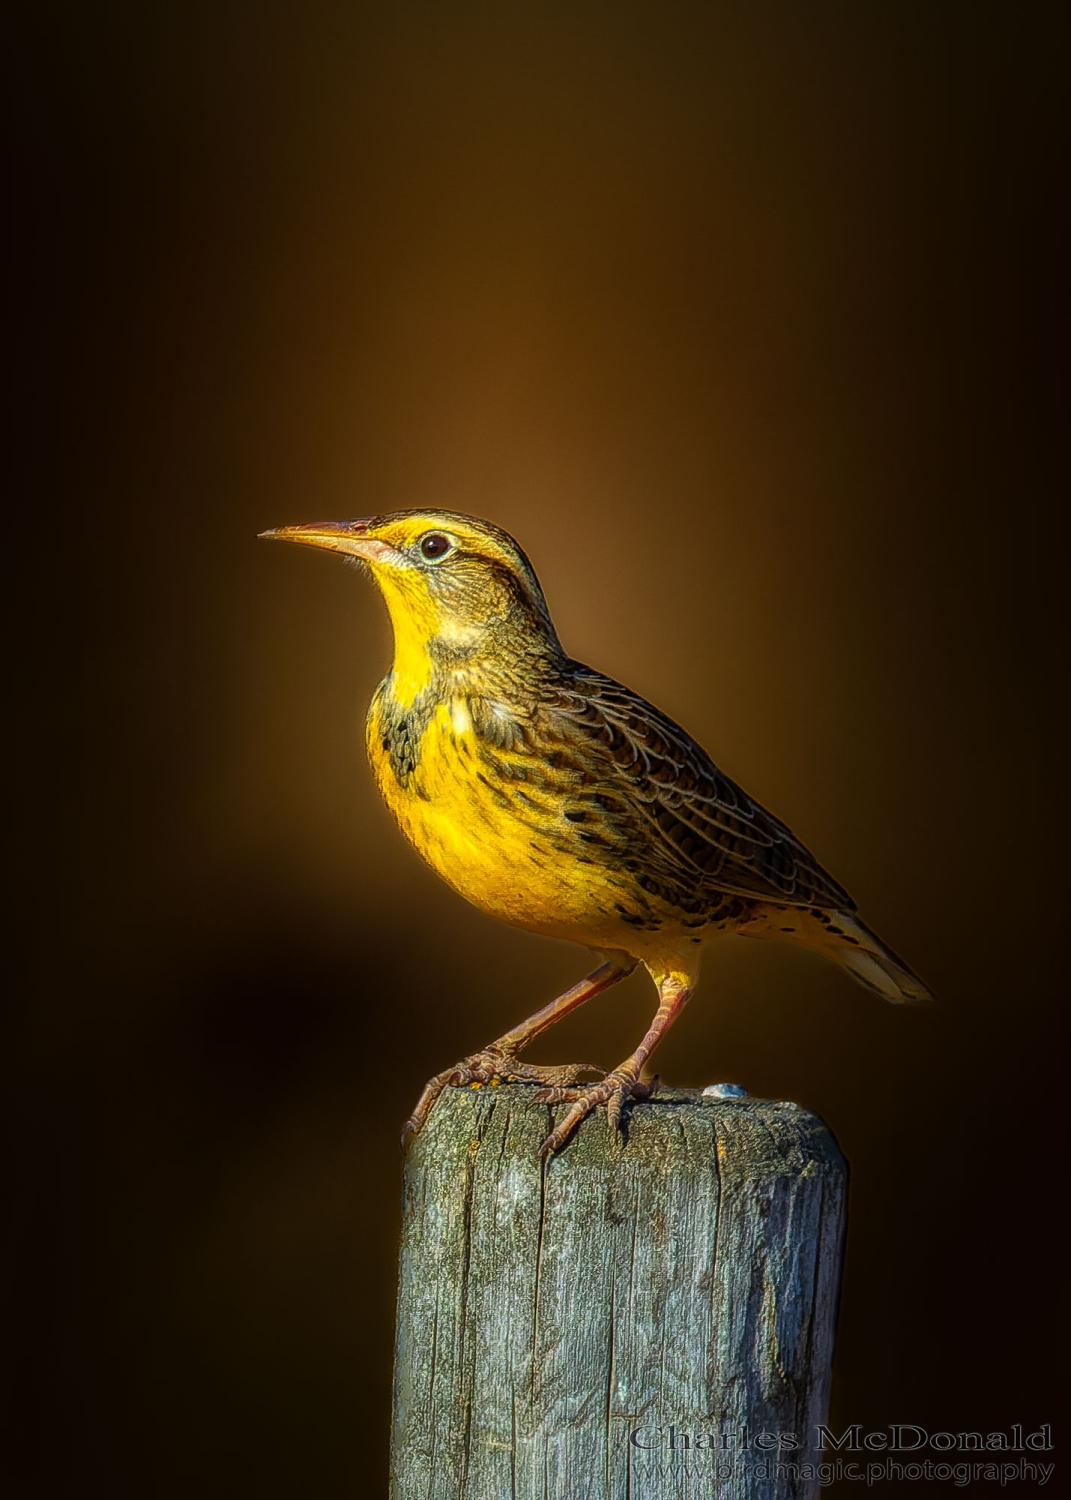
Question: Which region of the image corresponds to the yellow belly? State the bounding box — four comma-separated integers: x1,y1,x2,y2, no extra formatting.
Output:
367,693,644,946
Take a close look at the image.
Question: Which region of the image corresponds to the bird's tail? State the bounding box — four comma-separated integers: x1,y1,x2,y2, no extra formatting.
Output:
745,906,934,1003
815,911,933,1003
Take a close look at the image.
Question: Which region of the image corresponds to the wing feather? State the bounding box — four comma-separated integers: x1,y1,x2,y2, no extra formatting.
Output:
536,663,854,911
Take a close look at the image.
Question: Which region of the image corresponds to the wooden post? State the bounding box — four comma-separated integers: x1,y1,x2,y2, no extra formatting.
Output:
390,1084,847,1500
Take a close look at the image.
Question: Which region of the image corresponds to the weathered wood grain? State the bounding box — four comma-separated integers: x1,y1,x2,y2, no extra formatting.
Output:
391,1085,847,1500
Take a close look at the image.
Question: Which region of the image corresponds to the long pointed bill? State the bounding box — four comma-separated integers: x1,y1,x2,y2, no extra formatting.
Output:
258,518,393,561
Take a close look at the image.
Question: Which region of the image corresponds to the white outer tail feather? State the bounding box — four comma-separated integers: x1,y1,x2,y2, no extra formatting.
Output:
827,912,933,1004
743,905,934,1003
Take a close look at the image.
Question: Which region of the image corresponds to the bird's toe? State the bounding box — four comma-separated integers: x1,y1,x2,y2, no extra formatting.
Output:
535,1069,656,1156
402,1049,604,1146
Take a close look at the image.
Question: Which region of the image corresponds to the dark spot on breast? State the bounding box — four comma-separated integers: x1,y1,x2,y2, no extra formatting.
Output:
564,809,586,822
377,684,437,787
614,903,646,928
780,926,796,933
475,771,511,807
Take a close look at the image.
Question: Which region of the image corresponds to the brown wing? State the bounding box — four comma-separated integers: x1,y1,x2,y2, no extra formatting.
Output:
534,662,855,911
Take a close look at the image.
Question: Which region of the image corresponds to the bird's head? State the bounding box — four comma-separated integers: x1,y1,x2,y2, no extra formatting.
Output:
260,509,562,703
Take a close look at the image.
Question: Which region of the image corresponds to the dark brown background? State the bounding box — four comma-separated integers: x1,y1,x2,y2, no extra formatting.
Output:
7,3,1065,1496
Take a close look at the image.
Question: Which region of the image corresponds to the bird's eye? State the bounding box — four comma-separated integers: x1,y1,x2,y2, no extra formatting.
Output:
420,532,452,560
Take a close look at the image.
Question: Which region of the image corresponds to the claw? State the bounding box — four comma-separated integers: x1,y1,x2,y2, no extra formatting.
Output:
536,1070,657,1157
401,1047,606,1147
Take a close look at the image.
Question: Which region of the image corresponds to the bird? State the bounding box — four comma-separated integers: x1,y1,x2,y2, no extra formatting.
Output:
261,509,932,1154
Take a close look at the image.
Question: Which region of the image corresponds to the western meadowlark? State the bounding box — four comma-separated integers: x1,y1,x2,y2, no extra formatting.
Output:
262,510,931,1154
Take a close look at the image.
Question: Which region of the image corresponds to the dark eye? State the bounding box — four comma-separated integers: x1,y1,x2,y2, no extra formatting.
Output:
420,532,452,560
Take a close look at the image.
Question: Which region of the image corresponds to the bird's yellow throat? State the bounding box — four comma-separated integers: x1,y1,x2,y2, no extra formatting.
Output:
367,563,442,708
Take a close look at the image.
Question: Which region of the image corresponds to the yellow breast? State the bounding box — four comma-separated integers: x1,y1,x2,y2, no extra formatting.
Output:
366,687,640,946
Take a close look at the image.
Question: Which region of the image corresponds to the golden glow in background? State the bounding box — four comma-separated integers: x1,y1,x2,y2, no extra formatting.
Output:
10,4,1062,1495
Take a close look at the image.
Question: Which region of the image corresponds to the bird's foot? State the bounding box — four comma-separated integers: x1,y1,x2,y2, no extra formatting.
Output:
533,1068,658,1156
401,1046,604,1146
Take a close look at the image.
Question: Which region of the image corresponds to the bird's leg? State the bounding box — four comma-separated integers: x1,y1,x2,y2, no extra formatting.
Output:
491,955,637,1055
401,958,636,1144
535,972,693,1156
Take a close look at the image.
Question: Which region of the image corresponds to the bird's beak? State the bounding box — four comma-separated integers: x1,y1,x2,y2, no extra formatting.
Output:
258,518,392,562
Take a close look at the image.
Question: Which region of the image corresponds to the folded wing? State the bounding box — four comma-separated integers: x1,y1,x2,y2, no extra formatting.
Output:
537,663,854,912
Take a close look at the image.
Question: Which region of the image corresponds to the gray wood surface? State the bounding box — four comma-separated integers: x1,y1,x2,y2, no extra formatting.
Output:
391,1084,847,1500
